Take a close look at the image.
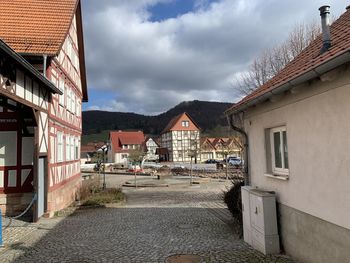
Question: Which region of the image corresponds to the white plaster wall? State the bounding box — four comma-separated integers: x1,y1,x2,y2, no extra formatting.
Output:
244,66,350,230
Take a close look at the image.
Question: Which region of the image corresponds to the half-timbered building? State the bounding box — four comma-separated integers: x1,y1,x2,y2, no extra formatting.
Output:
160,112,201,163
0,0,87,219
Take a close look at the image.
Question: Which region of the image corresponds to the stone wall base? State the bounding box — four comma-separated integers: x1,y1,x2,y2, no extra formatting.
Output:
0,192,34,217
278,203,350,263
47,175,81,217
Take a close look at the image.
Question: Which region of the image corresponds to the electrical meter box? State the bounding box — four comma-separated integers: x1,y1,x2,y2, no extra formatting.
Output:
241,187,280,255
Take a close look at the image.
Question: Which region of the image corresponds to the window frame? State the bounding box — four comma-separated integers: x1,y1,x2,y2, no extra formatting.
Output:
270,126,289,175
181,120,189,127
57,132,63,162
59,78,65,106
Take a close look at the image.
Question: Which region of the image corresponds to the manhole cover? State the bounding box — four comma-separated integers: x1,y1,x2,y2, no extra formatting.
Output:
166,254,202,263
177,224,199,229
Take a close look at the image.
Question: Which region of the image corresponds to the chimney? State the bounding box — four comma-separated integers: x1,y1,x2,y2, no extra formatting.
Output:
319,5,331,53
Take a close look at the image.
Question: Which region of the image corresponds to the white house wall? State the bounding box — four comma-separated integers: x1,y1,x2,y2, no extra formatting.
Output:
244,65,350,230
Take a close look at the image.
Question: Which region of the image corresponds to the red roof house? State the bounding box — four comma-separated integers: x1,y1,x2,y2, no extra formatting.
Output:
108,131,145,164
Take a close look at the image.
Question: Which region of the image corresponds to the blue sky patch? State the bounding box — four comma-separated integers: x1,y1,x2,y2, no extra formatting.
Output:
148,0,219,22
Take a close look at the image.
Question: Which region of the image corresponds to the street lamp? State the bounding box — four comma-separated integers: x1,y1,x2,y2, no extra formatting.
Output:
101,142,109,190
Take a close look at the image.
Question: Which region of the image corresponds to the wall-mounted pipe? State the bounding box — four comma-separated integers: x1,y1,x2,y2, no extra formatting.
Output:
227,114,250,186
43,54,47,78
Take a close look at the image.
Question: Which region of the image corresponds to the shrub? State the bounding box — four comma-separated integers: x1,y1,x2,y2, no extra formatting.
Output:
223,176,244,225
78,176,100,201
81,188,124,207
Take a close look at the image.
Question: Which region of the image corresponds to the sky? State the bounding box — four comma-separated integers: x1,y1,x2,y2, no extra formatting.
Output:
82,0,348,115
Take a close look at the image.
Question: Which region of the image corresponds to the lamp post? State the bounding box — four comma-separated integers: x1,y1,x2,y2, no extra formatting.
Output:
101,143,108,190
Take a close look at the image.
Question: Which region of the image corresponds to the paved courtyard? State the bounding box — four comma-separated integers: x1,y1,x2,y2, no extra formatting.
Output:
0,175,296,262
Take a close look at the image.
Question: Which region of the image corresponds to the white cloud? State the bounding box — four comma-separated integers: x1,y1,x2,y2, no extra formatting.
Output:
83,0,347,114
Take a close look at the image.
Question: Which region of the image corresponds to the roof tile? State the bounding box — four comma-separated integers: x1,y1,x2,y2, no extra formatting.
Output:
0,0,77,55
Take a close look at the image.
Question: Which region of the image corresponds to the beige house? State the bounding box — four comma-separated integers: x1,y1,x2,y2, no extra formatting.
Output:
160,112,200,163
225,6,350,263
200,137,242,162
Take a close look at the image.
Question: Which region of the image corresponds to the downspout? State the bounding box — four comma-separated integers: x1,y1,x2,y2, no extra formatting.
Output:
43,54,47,77
227,113,250,186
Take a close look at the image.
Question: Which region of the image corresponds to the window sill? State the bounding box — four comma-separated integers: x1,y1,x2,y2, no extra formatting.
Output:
264,173,289,181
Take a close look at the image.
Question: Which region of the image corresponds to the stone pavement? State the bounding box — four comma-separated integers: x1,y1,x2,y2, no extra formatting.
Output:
0,176,297,262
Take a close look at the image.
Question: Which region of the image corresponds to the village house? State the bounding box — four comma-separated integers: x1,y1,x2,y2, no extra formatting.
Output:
107,131,145,164
225,5,350,263
80,142,105,164
159,112,201,163
0,0,87,219
144,137,160,161
200,137,242,162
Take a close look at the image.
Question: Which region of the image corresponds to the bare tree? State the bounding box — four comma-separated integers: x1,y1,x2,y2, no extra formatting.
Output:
128,148,146,188
235,21,321,95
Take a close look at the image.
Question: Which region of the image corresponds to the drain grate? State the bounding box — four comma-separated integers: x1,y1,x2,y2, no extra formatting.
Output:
166,254,202,263
177,223,199,229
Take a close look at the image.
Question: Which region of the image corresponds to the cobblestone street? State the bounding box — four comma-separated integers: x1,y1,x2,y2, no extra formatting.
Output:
0,176,296,262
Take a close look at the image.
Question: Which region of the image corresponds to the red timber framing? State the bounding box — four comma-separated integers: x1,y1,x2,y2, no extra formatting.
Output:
0,0,87,217
45,12,83,207
0,40,60,218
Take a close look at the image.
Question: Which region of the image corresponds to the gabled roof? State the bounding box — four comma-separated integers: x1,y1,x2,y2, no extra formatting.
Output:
161,112,201,134
0,0,77,55
145,136,160,146
200,137,216,150
0,39,60,94
0,0,88,101
226,7,350,114
109,131,145,153
81,142,105,153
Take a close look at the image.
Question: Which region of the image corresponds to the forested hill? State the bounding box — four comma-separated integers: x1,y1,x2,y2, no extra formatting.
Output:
82,100,233,136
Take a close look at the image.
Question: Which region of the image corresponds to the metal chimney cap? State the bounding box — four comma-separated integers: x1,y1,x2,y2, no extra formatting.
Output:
319,5,330,14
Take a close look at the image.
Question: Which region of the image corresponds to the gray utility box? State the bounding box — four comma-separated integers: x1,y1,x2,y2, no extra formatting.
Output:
241,187,280,255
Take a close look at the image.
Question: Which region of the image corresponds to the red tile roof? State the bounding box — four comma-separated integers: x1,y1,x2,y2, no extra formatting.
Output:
81,142,105,153
0,0,88,102
226,7,350,114
109,131,145,153
161,112,201,134
0,0,78,55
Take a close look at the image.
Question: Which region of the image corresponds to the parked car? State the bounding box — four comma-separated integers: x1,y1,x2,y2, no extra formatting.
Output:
227,157,242,167
204,159,220,164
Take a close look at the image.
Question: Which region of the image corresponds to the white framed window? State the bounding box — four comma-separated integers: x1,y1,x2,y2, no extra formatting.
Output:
67,88,71,112
75,138,80,160
70,136,74,160
59,78,65,106
72,92,76,115
66,135,70,161
57,132,63,162
181,121,189,127
270,126,289,175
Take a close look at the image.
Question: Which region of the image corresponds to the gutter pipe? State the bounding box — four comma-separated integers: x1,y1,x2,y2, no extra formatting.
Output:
227,114,250,186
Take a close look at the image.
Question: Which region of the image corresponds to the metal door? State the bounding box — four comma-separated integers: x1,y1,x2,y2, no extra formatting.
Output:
37,157,46,218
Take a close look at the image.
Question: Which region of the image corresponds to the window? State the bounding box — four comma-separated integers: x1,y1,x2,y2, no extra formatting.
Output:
181,121,189,127
66,135,70,161
75,138,79,160
66,88,71,112
59,78,65,106
72,93,76,115
57,132,63,162
270,126,289,175
70,136,74,160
